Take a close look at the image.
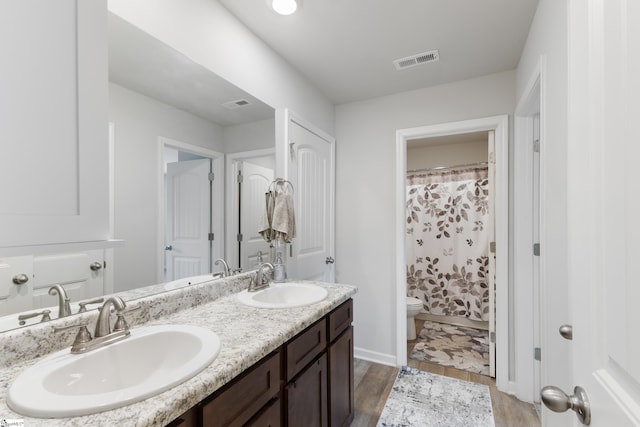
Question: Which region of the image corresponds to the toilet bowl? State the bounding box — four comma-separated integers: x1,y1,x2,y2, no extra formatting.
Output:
406,297,423,340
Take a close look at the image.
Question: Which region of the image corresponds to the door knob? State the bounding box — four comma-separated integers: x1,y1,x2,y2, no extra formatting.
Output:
12,274,29,285
165,245,173,251
541,385,591,425
90,262,103,271
325,256,335,264
559,324,573,340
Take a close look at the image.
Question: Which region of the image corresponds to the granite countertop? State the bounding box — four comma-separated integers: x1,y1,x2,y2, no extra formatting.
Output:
0,278,357,426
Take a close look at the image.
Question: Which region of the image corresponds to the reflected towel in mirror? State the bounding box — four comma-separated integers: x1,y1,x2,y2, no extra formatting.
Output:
258,190,296,243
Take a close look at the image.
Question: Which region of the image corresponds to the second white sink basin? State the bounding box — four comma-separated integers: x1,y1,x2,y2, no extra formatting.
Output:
7,324,220,418
237,282,328,308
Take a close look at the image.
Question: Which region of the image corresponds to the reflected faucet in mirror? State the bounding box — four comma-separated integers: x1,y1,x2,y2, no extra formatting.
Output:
48,285,71,318
214,258,231,277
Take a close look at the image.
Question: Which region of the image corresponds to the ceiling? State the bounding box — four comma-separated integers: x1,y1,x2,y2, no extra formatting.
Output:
218,0,540,105
108,13,274,127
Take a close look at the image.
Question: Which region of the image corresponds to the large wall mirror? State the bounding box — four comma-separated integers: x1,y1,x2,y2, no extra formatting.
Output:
0,13,276,332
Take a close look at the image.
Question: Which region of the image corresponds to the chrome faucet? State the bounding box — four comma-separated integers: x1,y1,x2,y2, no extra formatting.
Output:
249,262,274,292
214,258,232,277
48,285,71,318
95,296,128,338
54,296,137,354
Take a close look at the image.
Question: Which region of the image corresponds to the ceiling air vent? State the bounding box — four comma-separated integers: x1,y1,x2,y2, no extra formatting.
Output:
393,49,440,70
222,99,252,110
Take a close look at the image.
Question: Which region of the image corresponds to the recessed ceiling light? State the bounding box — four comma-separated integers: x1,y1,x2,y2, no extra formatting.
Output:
269,0,299,15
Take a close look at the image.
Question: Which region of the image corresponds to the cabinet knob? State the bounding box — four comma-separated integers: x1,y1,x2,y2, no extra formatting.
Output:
12,274,29,285
90,262,103,271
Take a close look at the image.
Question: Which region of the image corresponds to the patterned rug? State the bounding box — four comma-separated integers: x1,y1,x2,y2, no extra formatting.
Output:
409,320,490,376
377,366,495,427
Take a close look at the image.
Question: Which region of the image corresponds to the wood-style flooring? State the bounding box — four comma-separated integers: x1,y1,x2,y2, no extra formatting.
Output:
351,319,540,427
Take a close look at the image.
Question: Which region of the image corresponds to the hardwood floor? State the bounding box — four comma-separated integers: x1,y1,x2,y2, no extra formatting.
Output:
351,320,540,427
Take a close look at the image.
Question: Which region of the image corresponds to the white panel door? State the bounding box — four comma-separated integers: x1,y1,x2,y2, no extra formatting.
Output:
31,250,105,312
240,162,273,271
0,0,109,248
0,256,34,317
287,119,335,282
555,1,640,425
165,159,212,281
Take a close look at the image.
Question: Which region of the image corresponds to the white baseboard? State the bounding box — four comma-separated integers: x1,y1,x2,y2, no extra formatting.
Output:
354,347,398,367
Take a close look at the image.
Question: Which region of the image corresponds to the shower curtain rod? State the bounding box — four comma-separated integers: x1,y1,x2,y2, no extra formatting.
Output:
407,161,488,174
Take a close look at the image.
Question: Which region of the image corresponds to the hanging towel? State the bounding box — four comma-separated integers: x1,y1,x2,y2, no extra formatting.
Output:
258,191,276,242
271,191,296,243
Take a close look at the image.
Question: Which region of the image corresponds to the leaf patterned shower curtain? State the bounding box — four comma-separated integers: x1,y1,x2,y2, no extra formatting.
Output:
406,167,490,321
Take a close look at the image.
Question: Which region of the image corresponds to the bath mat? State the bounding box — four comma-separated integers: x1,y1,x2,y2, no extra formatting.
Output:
377,366,495,427
410,320,490,376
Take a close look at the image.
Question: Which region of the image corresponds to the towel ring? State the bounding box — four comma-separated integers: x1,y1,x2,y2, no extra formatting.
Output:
269,178,294,195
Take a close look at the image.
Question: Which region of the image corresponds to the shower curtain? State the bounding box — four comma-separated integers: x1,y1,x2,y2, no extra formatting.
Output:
406,167,490,321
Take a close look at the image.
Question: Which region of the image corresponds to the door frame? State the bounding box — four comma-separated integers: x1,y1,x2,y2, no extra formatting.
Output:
514,57,545,404
157,137,224,283
225,148,275,272
395,115,509,392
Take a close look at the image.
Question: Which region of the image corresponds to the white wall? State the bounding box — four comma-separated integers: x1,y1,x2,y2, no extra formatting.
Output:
407,140,487,171
108,0,335,136
335,71,516,363
515,0,570,420
109,83,224,291
223,118,275,153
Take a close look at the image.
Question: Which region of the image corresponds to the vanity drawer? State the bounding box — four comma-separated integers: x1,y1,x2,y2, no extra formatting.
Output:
286,318,327,381
327,299,353,343
201,351,281,427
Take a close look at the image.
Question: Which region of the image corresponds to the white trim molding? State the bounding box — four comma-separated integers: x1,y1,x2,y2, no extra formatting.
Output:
395,115,510,393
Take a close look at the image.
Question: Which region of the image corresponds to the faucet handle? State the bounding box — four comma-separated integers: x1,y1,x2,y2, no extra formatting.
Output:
18,309,52,325
78,297,105,313
113,305,141,332
54,322,93,352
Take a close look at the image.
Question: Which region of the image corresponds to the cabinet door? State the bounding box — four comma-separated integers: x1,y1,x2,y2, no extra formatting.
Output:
328,327,354,427
0,0,109,248
245,398,281,427
286,353,328,427
202,352,281,427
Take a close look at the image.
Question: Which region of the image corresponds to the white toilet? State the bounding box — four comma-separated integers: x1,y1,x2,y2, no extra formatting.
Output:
406,297,423,340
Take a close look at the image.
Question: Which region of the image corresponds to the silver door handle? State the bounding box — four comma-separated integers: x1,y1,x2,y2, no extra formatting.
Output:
325,256,335,264
90,262,103,271
12,274,29,285
165,245,173,251
559,324,573,340
541,385,591,425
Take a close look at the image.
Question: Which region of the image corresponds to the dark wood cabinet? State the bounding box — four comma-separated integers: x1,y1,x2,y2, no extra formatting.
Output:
328,326,354,427
285,318,326,381
245,397,281,427
166,406,198,427
285,353,328,427
166,299,353,427
201,351,281,427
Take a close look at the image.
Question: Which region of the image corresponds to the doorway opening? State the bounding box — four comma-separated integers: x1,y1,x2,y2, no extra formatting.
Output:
405,131,494,377
395,115,509,392
226,148,275,273
158,137,224,283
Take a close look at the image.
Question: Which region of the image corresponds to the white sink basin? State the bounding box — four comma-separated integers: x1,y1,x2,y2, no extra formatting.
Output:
7,324,220,418
237,282,328,309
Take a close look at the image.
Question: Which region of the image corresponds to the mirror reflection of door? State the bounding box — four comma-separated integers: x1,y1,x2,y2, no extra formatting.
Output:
165,154,213,281
238,159,274,271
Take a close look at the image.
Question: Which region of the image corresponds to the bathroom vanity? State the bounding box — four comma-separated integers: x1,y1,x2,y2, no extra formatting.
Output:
184,299,353,427
0,275,356,426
